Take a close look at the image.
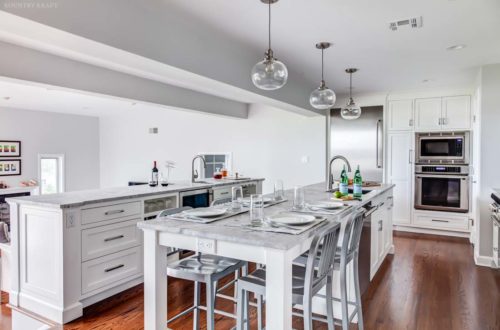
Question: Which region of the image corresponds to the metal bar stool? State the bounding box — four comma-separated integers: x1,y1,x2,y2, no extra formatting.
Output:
235,220,342,330
293,208,366,329
158,207,248,330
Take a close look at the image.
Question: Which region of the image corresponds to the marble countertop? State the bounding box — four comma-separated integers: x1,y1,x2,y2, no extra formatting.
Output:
138,182,395,250
6,178,264,209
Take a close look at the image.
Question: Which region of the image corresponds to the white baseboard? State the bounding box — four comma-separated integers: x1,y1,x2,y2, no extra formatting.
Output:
474,254,496,268
393,225,470,238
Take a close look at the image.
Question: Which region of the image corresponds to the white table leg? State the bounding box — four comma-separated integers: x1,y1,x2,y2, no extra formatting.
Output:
265,249,293,330
143,229,168,330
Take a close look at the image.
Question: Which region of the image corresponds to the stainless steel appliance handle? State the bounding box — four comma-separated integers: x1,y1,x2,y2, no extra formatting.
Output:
376,119,383,169
363,204,378,217
415,174,469,179
408,149,413,164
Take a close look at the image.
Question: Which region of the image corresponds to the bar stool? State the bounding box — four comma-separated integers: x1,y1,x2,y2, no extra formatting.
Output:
236,220,342,330
293,208,366,329
158,207,248,330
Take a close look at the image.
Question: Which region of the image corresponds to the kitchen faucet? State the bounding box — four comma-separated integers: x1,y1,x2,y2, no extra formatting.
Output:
191,155,207,183
327,155,352,191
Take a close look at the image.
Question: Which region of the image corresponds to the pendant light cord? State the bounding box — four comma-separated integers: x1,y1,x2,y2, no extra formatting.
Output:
349,72,353,99
321,49,324,82
268,1,271,51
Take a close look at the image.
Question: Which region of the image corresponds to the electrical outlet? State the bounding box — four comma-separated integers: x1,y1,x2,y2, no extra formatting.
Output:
197,238,216,254
66,212,76,228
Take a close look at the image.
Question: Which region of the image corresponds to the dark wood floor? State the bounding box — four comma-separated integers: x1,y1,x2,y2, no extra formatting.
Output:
1,232,499,329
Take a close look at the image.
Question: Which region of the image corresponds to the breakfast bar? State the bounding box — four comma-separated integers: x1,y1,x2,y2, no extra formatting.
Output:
138,182,394,330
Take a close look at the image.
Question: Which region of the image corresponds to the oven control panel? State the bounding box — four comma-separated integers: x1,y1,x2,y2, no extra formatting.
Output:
415,165,469,175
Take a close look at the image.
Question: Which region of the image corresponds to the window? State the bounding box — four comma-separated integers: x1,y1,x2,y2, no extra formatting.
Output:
39,154,65,194
198,152,232,179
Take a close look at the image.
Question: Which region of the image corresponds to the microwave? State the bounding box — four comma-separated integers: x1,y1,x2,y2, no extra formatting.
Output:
416,132,470,164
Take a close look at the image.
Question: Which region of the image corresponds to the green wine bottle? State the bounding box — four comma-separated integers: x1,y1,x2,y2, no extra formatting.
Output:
353,165,363,198
339,165,349,196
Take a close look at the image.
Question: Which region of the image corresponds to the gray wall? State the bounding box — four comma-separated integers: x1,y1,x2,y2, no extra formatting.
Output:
478,63,500,257
0,107,100,191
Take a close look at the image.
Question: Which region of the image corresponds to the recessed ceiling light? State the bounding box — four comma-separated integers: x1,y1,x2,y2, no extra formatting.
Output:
447,44,466,51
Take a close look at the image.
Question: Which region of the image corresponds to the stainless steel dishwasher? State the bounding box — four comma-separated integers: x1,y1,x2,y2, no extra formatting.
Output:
359,202,378,295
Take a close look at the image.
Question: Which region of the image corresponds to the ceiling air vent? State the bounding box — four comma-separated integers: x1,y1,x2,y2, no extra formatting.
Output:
389,16,423,31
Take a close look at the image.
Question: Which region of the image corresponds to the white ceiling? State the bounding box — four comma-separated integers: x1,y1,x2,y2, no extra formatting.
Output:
169,0,500,94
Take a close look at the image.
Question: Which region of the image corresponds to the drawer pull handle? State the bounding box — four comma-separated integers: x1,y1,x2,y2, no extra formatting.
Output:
220,192,229,195
104,235,124,242
104,264,125,273
105,209,125,216
494,247,498,252
431,219,449,223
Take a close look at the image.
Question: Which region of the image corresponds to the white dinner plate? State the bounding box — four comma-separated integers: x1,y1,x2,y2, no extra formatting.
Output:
241,197,274,204
307,201,344,210
182,208,227,218
267,213,316,226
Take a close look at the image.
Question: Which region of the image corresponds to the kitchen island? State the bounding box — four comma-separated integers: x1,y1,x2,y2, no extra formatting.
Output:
139,182,394,330
5,178,263,324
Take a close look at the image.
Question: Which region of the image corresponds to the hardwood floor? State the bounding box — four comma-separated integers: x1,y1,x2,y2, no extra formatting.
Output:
1,232,499,329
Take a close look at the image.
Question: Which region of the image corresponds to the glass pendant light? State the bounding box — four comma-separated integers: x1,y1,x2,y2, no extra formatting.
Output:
341,68,362,120
251,0,288,90
309,42,336,110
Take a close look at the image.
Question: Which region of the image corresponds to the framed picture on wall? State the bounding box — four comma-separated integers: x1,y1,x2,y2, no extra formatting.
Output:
0,141,21,157
0,159,21,176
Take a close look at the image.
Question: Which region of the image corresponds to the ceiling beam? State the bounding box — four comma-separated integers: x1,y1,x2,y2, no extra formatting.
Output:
0,41,249,118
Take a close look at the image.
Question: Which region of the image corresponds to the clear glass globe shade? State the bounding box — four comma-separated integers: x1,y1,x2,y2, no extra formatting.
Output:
341,102,362,120
309,86,336,110
251,58,288,90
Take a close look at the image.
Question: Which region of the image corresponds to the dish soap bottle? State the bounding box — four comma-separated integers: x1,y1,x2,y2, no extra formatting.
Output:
353,165,363,198
339,165,349,196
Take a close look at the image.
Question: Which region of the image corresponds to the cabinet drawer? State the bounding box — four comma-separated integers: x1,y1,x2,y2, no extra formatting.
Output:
81,201,141,225
414,214,469,231
81,218,142,262
213,187,232,201
81,246,142,294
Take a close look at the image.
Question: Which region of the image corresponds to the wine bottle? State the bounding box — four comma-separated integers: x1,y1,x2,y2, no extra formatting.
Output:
151,161,159,186
353,165,363,198
339,165,349,196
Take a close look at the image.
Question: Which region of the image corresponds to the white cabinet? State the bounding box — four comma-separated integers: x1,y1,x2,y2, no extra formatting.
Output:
415,98,442,131
442,96,471,130
388,100,414,131
415,96,471,131
370,190,394,278
387,132,413,225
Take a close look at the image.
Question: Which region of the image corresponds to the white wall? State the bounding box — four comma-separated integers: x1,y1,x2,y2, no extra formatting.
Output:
99,104,325,193
0,107,100,191
477,63,500,258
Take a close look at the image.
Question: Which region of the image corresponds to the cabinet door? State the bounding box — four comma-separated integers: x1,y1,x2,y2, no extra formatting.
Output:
370,208,381,277
384,195,394,252
415,98,442,131
387,133,413,225
442,96,471,130
388,100,414,131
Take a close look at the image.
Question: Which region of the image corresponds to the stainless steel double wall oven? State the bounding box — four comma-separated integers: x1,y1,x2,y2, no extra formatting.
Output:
415,132,470,213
